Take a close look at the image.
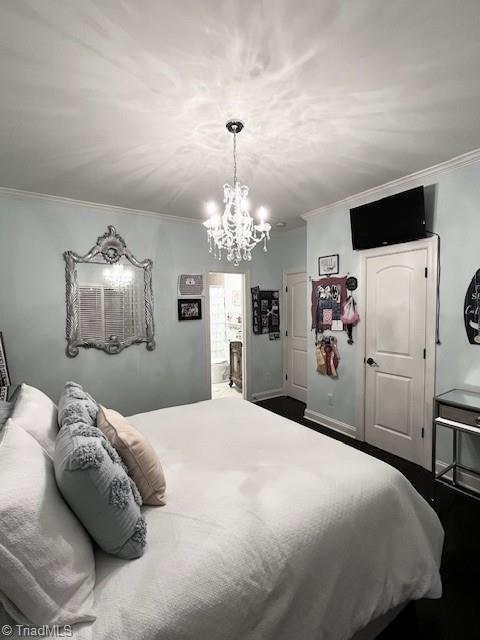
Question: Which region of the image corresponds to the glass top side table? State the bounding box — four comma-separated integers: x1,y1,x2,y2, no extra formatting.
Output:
433,388,480,502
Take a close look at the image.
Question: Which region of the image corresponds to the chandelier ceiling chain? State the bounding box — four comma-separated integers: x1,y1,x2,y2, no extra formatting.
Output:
233,127,237,185
203,120,271,267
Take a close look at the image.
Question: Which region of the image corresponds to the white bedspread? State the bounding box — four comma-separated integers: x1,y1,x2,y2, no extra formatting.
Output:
72,398,443,640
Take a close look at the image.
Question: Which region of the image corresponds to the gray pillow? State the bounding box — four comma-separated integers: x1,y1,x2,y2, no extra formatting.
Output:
54,422,146,560
58,382,98,429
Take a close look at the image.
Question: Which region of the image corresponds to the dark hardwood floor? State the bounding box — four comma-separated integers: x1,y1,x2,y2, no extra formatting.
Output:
256,396,480,640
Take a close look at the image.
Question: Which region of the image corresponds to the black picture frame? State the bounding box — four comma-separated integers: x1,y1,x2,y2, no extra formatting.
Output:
0,332,11,387
318,254,339,276
178,298,202,321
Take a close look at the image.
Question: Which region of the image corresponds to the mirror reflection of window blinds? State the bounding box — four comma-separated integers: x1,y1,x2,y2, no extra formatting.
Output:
78,286,104,340
79,284,145,342
104,288,126,340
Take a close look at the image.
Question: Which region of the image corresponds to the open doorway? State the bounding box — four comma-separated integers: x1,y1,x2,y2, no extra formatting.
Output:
208,272,245,399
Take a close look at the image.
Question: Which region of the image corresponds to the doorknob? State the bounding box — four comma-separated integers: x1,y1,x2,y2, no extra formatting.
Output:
366,357,378,366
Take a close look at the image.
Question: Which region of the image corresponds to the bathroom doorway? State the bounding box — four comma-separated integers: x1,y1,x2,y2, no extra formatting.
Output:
208,272,245,399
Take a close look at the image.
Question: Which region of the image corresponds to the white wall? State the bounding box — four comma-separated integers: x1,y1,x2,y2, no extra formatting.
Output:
305,157,480,469
0,189,305,415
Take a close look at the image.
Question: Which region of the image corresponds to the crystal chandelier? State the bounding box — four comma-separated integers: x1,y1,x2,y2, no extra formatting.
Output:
203,120,271,266
103,264,132,288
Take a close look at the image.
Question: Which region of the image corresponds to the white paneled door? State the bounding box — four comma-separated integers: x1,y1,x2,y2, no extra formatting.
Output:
365,248,427,464
285,272,307,402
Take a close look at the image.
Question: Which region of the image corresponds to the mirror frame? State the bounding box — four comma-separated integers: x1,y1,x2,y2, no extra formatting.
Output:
64,225,156,357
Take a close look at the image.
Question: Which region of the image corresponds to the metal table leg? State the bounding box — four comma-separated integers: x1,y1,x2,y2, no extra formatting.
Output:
452,428,457,486
431,420,437,504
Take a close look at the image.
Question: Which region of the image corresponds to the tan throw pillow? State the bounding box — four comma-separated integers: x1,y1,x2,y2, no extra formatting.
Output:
96,406,166,506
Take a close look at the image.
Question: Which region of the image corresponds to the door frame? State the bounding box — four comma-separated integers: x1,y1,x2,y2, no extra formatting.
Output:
282,270,307,399
354,237,438,470
205,268,251,401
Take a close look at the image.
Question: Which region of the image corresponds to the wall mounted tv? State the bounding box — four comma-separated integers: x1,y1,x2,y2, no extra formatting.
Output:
349,186,426,250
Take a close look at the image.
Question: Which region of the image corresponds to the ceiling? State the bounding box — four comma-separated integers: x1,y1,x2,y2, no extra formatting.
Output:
1,1,480,228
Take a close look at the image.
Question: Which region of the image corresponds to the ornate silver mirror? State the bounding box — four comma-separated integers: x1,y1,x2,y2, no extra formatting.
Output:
64,226,155,357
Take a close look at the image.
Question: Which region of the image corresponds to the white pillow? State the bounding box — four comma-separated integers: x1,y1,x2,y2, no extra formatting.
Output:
10,384,58,459
0,419,96,626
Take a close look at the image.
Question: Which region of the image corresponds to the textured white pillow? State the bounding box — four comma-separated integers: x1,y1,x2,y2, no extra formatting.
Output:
10,384,58,459
0,419,96,626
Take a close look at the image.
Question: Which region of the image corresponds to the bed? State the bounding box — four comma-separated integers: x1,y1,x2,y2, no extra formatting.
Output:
2,397,443,639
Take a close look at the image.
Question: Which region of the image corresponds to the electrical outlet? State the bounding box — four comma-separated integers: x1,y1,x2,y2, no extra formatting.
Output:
328,393,334,406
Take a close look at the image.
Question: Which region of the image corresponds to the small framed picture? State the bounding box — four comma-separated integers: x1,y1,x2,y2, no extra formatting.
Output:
0,332,11,387
318,254,339,276
178,298,202,321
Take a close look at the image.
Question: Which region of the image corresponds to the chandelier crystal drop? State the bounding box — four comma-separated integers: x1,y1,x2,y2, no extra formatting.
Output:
203,120,271,267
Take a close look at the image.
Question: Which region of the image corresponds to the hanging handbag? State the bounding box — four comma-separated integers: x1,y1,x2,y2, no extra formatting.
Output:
341,296,360,326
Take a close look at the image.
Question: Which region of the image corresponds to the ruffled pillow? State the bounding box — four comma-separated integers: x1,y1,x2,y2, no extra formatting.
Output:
54,421,146,559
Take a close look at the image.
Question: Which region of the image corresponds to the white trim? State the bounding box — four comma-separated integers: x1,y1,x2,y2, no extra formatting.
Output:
355,237,438,470
282,270,307,401
436,460,480,495
205,269,251,402
304,408,357,439
252,388,284,402
301,148,480,220
0,185,202,225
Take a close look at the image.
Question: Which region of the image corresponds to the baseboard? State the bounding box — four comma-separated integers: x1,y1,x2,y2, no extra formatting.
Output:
304,408,357,439
252,388,284,402
436,460,480,495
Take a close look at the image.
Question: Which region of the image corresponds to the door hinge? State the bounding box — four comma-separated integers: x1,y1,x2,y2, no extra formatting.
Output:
425,267,428,278
285,330,288,337
285,286,288,293
285,373,288,381
421,427,425,438
423,348,426,359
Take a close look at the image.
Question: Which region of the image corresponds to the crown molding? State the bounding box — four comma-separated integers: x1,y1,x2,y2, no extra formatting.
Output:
0,185,203,225
301,147,480,220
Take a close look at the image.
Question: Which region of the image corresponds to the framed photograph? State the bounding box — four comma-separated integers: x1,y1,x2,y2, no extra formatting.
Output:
178,298,202,321
0,332,11,387
318,254,339,276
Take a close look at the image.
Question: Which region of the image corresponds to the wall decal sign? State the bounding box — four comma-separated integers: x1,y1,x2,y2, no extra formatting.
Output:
464,269,480,344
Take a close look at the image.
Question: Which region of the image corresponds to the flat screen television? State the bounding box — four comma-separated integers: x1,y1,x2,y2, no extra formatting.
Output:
349,186,426,250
